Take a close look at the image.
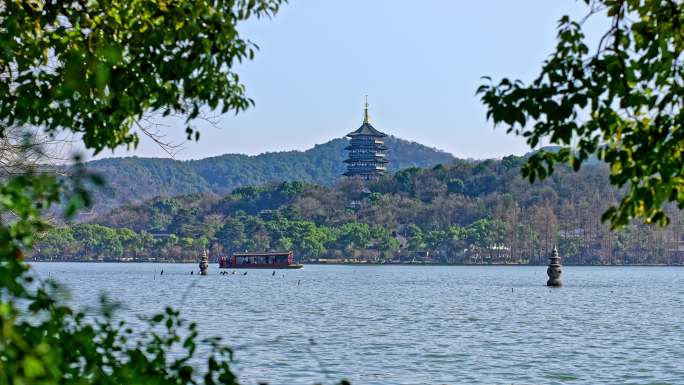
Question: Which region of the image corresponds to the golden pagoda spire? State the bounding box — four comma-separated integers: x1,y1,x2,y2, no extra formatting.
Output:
363,95,370,124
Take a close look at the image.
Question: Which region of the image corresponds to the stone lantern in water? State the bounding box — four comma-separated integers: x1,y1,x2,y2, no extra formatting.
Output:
199,249,209,275
546,246,562,287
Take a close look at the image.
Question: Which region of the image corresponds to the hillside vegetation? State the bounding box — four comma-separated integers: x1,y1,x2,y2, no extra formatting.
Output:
36,157,684,265
82,136,455,217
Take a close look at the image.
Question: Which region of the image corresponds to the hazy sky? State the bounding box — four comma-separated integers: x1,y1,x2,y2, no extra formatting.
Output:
92,1,607,161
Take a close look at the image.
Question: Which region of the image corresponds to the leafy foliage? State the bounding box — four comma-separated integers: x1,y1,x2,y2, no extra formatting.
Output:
479,0,684,228
0,168,247,384
0,1,346,385
1,0,282,151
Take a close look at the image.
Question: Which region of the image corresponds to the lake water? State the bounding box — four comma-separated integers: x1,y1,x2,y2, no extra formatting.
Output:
31,263,684,385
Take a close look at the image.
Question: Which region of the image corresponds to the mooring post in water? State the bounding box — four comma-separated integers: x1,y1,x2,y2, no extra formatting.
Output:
546,245,562,287
199,249,209,276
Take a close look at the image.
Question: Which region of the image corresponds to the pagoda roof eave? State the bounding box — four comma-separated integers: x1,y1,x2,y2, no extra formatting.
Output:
344,159,388,164
345,145,387,150
346,122,387,138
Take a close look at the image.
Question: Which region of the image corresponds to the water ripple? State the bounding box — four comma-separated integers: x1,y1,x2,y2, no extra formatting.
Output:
31,263,684,385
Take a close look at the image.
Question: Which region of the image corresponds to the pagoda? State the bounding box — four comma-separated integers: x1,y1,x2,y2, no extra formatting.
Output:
343,98,388,180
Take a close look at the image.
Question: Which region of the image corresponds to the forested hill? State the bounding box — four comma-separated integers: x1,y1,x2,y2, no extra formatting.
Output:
38,157,684,265
83,136,454,216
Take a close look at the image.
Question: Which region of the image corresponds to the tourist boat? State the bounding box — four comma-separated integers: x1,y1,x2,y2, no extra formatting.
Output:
218,251,303,269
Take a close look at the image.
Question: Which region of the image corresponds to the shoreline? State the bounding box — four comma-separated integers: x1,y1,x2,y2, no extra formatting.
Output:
28,260,683,267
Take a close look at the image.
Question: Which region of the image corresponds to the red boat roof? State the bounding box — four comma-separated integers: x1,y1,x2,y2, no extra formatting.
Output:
232,251,292,257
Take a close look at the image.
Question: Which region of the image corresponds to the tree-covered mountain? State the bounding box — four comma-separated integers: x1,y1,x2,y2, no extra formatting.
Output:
82,136,455,217
524,146,601,165
38,157,684,265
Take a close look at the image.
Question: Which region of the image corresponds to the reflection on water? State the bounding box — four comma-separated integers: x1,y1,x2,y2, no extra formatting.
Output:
31,263,684,385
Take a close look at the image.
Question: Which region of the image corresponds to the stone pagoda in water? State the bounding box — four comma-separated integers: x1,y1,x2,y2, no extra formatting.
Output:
199,249,209,275
343,97,388,180
546,246,562,287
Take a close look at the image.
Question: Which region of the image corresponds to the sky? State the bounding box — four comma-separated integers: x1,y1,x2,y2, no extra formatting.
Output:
91,0,607,161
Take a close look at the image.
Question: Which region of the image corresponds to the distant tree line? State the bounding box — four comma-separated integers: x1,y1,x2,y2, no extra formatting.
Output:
34,158,684,265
